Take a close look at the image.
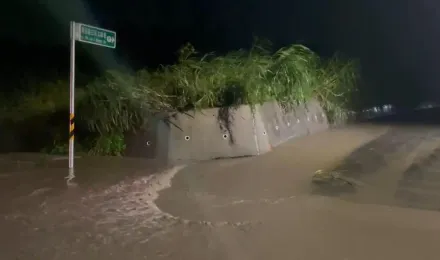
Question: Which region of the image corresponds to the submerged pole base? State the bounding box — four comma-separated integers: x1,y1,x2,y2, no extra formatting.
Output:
65,168,78,187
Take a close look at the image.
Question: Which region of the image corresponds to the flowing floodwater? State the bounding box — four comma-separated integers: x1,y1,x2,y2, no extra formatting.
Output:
0,156,190,258
3,122,440,259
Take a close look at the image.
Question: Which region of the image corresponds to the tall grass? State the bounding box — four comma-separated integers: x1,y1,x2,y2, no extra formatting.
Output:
1,40,359,154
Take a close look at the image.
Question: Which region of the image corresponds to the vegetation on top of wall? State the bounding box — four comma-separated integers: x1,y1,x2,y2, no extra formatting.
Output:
0,38,359,155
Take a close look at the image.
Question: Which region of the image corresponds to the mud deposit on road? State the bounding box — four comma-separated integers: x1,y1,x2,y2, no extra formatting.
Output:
312,126,440,211
395,145,440,211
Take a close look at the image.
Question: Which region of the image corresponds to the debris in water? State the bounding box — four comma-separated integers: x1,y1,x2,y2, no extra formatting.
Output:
312,169,365,187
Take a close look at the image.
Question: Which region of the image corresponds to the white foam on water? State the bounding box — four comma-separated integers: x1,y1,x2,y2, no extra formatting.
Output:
29,163,261,246
84,165,187,236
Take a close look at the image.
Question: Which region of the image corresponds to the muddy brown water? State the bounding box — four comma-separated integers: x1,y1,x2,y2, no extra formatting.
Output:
312,125,440,211
2,124,440,259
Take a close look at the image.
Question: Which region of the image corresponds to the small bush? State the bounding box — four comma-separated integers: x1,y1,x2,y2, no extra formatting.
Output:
87,133,126,156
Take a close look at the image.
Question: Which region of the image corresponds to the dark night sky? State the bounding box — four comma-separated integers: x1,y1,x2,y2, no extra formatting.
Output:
2,0,440,106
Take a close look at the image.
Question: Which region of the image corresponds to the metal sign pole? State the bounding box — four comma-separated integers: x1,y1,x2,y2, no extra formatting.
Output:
65,22,115,185
67,21,76,182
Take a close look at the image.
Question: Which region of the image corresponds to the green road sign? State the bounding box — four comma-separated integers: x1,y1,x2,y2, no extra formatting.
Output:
76,23,116,48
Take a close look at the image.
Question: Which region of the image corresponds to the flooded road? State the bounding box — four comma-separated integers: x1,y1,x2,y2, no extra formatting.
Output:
312,125,440,211
0,155,175,259
2,120,440,259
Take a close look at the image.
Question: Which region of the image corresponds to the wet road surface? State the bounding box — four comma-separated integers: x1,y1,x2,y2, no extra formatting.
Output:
312,126,440,210
2,111,440,258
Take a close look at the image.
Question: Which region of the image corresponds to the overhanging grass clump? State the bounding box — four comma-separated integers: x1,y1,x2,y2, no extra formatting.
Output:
81,41,358,134
1,39,359,155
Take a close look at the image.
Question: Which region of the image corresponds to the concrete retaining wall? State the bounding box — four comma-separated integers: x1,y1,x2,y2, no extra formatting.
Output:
124,100,328,164
257,100,328,148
